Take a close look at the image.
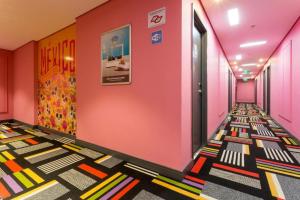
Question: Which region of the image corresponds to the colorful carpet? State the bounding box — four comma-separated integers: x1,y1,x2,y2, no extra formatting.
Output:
0,103,299,199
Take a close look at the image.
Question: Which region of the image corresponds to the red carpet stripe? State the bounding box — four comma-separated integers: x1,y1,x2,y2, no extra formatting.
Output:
5,160,23,172
212,163,259,178
231,131,237,137
191,157,207,173
25,138,38,145
111,179,140,200
78,163,108,179
184,175,205,185
0,182,10,199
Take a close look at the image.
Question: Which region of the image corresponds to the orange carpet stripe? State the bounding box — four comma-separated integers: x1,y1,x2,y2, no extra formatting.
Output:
213,163,259,178
184,175,205,185
5,160,23,172
25,138,38,145
0,182,10,198
191,157,207,173
78,163,107,179
111,179,140,200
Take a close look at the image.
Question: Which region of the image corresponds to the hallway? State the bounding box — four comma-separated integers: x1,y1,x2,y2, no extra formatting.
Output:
0,104,299,199
0,0,300,199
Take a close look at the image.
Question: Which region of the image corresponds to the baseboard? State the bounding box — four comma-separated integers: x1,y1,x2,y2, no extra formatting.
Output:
76,139,184,180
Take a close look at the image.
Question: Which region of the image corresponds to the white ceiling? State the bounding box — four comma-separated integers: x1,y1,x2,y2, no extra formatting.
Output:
201,0,300,79
0,0,109,50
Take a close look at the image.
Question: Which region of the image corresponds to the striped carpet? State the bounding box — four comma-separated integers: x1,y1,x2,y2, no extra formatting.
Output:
0,103,299,199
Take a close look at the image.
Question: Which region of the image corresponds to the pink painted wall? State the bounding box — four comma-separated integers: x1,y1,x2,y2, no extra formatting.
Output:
12,42,37,124
76,0,232,171
236,80,255,103
259,19,300,139
0,49,13,121
76,0,183,170
181,0,232,167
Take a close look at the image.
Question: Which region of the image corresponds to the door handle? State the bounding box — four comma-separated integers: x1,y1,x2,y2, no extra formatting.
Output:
198,90,202,93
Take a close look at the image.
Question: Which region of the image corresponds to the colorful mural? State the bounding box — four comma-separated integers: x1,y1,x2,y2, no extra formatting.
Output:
37,25,76,135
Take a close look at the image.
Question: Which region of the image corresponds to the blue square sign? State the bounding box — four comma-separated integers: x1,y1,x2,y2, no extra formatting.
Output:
152,30,162,44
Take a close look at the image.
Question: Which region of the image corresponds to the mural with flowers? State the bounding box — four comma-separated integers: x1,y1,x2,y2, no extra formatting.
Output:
37,25,76,135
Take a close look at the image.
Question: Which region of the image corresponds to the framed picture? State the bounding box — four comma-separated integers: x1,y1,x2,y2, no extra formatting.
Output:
101,24,131,85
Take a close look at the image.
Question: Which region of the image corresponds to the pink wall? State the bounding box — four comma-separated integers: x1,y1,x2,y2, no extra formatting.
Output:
76,0,183,170
236,80,255,103
13,42,37,124
181,0,232,167
259,19,300,139
76,0,232,171
0,49,13,121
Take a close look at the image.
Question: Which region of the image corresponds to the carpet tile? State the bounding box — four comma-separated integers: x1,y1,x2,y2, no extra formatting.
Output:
0,103,300,199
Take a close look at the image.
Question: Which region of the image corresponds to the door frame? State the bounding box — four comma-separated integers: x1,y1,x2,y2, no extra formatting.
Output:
255,78,257,105
263,65,271,115
228,70,232,112
191,8,208,158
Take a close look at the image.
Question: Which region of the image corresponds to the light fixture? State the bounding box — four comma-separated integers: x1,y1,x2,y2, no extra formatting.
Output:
236,54,242,60
240,74,243,77
234,66,238,70
240,63,257,67
259,58,264,63
238,68,243,72
227,8,239,26
240,40,267,48
232,61,237,65
257,64,261,67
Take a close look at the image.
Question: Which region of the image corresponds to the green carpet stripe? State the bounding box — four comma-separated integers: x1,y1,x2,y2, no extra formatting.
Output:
0,154,7,163
88,174,128,200
157,175,201,194
14,171,34,188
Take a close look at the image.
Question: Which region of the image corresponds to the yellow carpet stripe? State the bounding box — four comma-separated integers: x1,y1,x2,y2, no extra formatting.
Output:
68,143,82,149
0,134,7,139
256,140,263,148
63,144,80,152
25,147,62,159
243,145,250,155
80,172,122,199
266,172,279,198
152,179,204,200
282,137,291,145
2,151,15,160
23,168,44,184
12,180,58,200
257,166,300,178
202,147,219,152
95,155,112,164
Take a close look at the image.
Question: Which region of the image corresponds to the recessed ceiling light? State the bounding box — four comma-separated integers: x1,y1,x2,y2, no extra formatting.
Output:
259,58,264,63
232,61,237,65
236,54,242,60
238,68,243,72
257,64,261,67
241,63,257,67
240,75,243,77
227,8,239,26
240,40,267,48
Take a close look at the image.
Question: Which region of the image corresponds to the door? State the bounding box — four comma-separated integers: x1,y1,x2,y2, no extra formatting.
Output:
255,79,257,105
192,11,207,157
228,70,233,112
266,66,271,114
263,66,271,115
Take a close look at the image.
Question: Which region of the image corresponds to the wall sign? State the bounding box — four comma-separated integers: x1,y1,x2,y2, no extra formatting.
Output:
148,7,166,28
152,30,163,44
101,25,131,85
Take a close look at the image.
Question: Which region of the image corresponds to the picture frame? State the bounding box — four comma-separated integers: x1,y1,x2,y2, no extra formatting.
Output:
101,24,131,85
